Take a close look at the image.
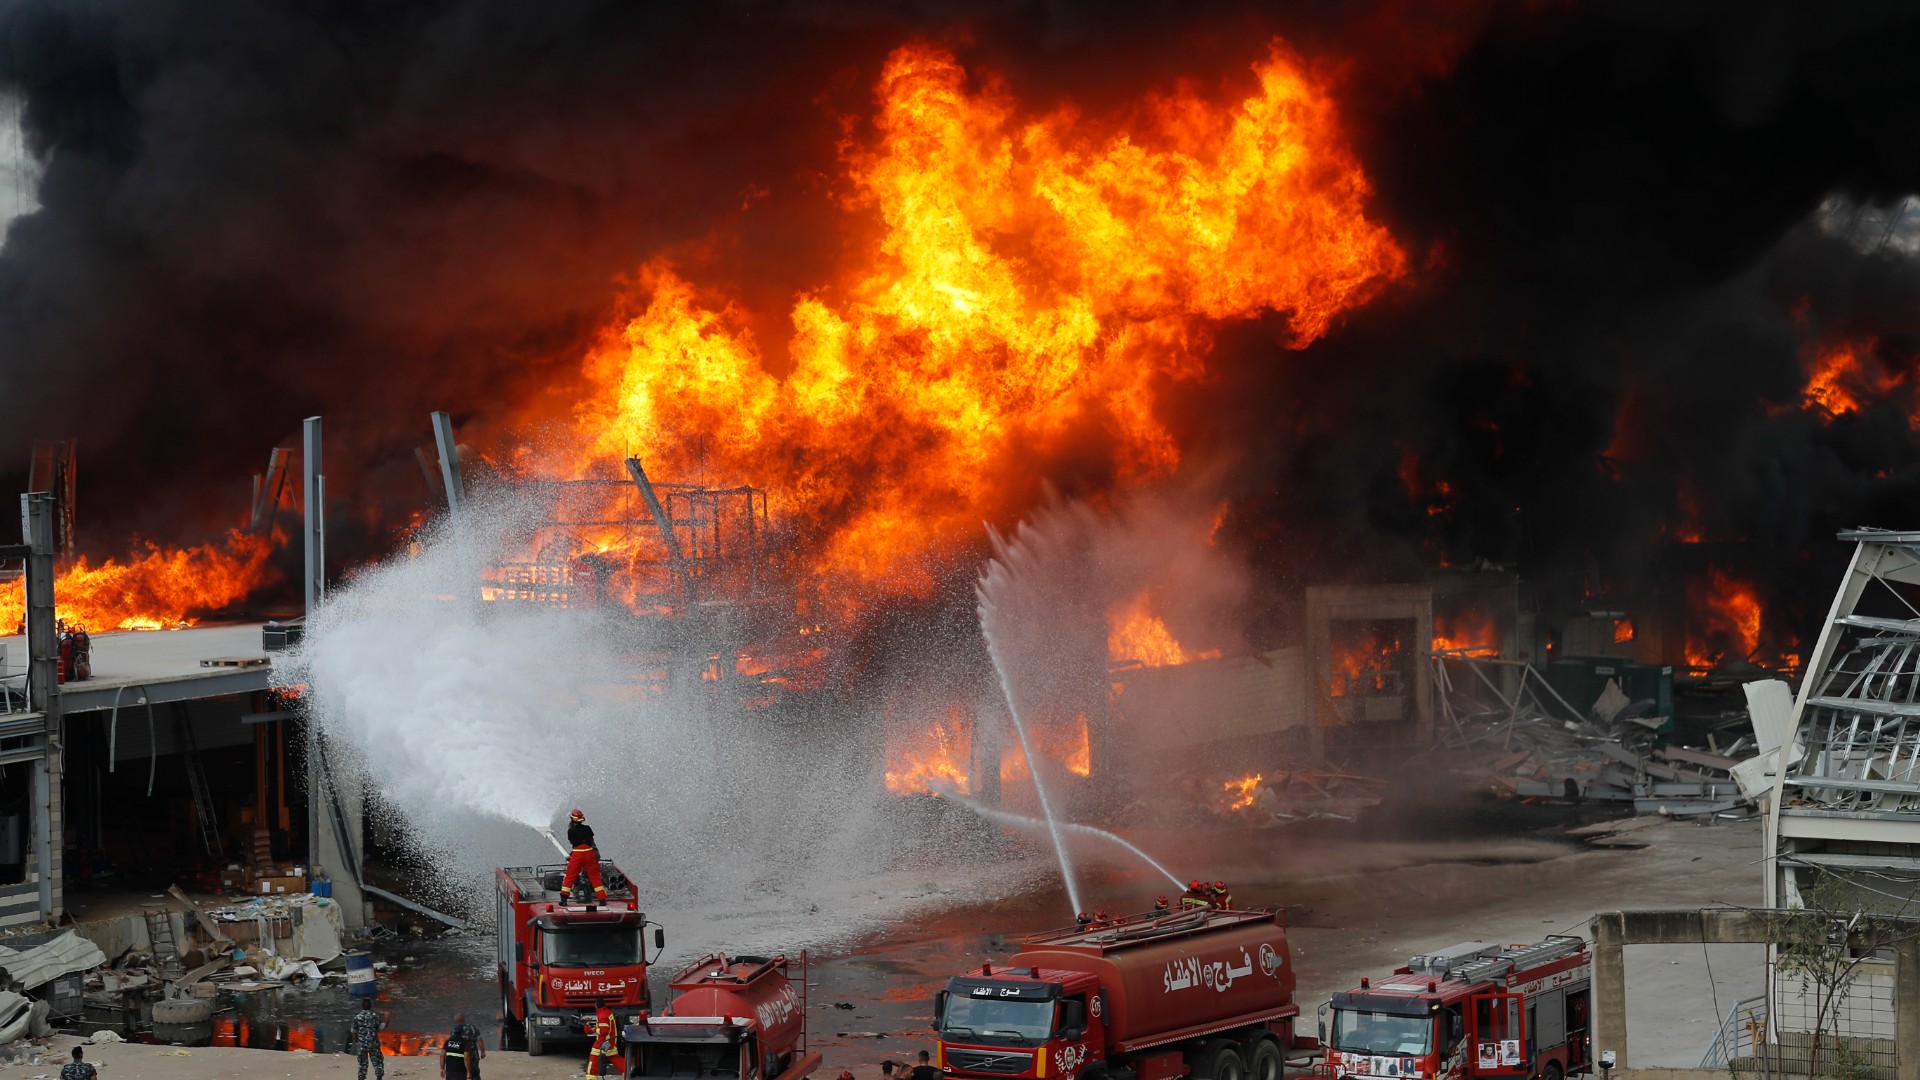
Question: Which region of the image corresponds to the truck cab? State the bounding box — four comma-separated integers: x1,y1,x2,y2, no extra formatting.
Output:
935,970,1101,1080
496,862,665,1057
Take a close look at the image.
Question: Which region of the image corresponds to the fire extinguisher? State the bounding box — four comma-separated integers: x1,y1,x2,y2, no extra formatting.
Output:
72,628,91,681
56,630,71,685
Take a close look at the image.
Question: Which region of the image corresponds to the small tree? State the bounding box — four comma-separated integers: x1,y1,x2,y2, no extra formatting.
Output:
1771,872,1916,1079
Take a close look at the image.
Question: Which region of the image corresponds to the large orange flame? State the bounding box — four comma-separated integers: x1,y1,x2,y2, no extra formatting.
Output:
1804,340,1871,417
1685,567,1764,669
543,40,1404,599
1107,591,1217,667
0,530,277,634
1223,772,1263,811
1431,609,1499,657
885,707,974,795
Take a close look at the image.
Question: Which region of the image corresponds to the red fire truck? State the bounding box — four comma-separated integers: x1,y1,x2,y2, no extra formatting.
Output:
1325,936,1591,1080
495,861,665,1057
935,907,1309,1080
622,952,823,1080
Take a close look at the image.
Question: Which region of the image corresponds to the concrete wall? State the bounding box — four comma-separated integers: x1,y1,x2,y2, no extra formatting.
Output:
1593,909,1920,1080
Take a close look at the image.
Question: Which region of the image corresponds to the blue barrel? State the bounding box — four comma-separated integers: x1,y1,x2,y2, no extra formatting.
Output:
345,950,377,999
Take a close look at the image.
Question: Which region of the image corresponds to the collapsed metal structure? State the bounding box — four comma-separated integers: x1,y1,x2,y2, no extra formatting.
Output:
1765,528,1920,911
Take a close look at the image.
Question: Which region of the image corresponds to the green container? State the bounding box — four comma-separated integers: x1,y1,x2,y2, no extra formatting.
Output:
1544,656,1674,738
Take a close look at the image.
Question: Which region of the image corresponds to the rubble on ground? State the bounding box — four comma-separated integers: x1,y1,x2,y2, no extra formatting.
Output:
1437,661,1778,818
1223,770,1388,825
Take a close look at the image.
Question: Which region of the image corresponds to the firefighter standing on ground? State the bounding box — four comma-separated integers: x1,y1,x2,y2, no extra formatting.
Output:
588,1004,622,1077
351,999,388,1080
563,809,608,904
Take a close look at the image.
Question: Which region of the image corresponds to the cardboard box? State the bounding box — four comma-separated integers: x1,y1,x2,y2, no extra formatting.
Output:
257,875,305,895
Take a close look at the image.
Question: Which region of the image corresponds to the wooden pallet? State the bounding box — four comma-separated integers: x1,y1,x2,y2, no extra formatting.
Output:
199,656,269,669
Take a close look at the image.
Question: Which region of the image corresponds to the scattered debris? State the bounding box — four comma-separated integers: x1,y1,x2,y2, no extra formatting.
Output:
1436,656,1769,818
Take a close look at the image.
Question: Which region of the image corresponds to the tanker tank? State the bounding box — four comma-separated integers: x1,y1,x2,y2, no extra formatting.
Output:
1008,909,1296,1052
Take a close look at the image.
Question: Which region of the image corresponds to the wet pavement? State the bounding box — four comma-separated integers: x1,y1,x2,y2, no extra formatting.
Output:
85,793,1672,1074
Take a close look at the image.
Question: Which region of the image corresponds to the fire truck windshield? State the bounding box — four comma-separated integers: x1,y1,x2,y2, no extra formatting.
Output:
543,927,643,967
1332,1010,1434,1056
940,996,1055,1044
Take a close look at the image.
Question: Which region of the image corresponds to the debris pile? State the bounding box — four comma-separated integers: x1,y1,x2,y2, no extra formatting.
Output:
1217,771,1388,825
1436,656,1768,818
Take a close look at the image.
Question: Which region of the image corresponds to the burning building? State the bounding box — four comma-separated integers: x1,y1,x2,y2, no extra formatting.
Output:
1,3,1920,919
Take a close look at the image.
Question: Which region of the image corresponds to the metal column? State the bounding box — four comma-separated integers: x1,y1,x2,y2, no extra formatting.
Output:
21,493,61,921
430,411,465,522
624,457,694,603
302,417,323,875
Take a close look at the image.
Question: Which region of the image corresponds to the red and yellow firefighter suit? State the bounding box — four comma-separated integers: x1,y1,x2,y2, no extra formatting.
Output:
563,813,607,902
587,1006,623,1077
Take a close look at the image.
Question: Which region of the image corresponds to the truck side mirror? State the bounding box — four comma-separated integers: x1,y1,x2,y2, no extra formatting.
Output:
655,927,666,950
1451,1015,1463,1041
1317,1002,1329,1046
932,990,949,1032
515,942,525,963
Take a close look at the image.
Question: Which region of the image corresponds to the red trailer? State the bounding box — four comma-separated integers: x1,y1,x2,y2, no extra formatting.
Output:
1325,936,1591,1080
495,862,665,1057
936,908,1310,1080
622,953,822,1080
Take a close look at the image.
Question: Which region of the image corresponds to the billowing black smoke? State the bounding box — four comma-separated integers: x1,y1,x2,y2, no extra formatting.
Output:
1182,2,1920,654
4,0,1920,657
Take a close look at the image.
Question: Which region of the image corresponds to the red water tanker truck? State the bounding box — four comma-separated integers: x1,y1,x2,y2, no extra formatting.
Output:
935,908,1311,1080
622,953,823,1080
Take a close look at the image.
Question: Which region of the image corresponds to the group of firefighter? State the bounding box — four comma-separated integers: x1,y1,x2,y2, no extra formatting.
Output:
564,809,625,1078
1074,878,1233,931
1175,878,1233,911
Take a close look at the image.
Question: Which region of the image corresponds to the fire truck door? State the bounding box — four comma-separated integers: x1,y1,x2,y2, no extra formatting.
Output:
1467,993,1527,1076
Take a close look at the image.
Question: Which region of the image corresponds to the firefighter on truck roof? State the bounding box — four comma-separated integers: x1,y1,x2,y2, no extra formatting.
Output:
563,809,608,904
1180,879,1210,910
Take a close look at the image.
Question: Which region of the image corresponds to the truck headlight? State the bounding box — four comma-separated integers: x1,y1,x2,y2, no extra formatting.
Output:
539,1016,562,1026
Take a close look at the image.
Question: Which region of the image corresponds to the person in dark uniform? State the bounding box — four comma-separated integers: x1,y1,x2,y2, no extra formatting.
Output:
911,1050,941,1080
563,809,608,903
443,1017,476,1080
350,998,388,1080
59,1046,97,1080
446,1012,484,1079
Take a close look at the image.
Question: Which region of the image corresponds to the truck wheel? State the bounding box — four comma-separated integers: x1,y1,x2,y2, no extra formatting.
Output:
1192,1044,1246,1080
525,1017,547,1057
1248,1040,1283,1080
1544,1063,1564,1080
